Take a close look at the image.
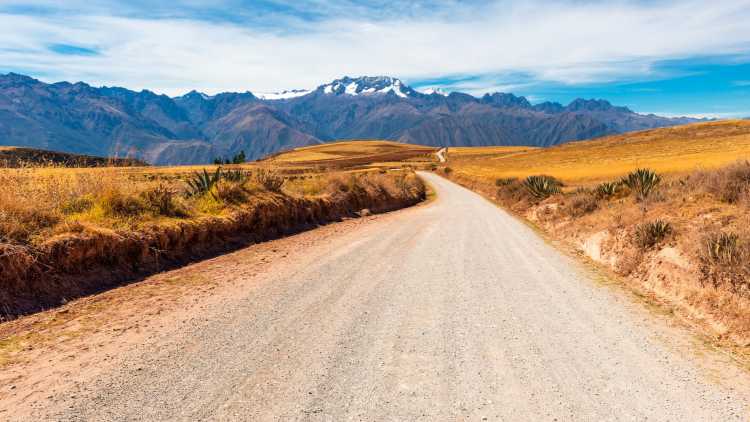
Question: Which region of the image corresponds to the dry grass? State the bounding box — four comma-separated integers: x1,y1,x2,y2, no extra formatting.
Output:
448,120,750,185
0,162,423,248
0,155,427,317
439,121,750,344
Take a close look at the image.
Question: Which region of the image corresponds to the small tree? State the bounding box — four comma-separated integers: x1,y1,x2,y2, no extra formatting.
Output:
232,150,246,164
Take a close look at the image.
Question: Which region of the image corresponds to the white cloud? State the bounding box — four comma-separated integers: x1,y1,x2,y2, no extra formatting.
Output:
1,0,750,95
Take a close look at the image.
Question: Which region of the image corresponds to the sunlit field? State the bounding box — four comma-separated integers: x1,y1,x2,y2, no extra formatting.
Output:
448,120,750,185
0,142,435,248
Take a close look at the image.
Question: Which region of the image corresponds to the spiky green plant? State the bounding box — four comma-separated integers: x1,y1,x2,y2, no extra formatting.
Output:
524,175,562,199
495,177,518,187
635,219,672,249
621,168,661,200
595,181,620,199
186,168,223,197
704,232,741,266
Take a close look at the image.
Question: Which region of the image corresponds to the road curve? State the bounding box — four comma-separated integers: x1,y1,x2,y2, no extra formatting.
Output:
43,172,749,420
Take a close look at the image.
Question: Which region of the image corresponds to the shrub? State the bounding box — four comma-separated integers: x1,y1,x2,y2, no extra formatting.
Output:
186,168,223,197
621,168,661,200
254,169,285,192
703,232,742,266
635,219,672,249
210,180,247,204
0,204,59,243
524,175,562,200
223,168,249,183
701,161,750,204
140,184,187,217
98,189,146,218
443,167,453,175
495,177,517,187
595,181,621,199
61,195,94,214
564,192,599,217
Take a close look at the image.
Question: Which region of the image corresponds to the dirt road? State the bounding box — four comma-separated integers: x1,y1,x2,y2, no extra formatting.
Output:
8,172,750,420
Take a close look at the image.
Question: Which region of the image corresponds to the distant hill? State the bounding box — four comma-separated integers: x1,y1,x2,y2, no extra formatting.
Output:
263,140,436,170
0,146,147,168
0,73,703,165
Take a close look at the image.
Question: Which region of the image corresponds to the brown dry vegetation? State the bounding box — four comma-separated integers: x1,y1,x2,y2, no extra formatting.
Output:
263,140,437,171
443,120,750,346
0,147,146,168
0,153,427,318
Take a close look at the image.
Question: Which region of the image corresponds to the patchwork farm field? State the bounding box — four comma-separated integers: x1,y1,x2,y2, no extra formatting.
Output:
448,120,750,185
263,140,437,170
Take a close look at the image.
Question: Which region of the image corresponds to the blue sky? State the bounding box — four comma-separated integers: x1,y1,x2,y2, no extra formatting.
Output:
1,0,749,117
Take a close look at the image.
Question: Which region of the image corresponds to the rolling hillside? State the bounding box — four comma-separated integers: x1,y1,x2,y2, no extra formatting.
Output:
447,119,750,184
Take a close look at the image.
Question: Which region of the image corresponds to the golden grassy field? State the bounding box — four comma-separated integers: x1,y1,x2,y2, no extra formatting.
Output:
1,143,431,316
448,120,750,185
0,141,433,248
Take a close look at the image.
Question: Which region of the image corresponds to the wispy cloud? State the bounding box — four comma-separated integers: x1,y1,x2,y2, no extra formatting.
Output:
48,43,99,56
0,0,750,96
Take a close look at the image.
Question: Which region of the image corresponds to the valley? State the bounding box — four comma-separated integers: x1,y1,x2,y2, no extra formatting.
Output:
3,119,750,420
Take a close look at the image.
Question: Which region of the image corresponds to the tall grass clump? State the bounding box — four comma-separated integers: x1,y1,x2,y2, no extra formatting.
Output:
524,175,562,200
698,161,750,204
140,184,188,217
563,192,599,217
621,168,661,201
96,189,147,218
254,169,285,192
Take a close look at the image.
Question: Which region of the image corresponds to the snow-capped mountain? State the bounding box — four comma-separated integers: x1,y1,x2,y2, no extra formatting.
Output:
0,72,703,165
421,87,448,96
256,89,311,100
317,76,417,98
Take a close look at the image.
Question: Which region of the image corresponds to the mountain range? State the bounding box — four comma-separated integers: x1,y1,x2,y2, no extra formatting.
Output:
0,73,702,164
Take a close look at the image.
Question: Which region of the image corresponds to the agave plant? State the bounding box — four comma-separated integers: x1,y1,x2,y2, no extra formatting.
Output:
635,219,672,249
524,175,562,199
704,232,741,266
495,177,518,187
621,168,661,200
185,167,223,196
595,181,621,199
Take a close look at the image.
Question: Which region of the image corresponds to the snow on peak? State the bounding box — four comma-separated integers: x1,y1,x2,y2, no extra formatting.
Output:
319,76,414,98
422,87,448,96
257,89,311,100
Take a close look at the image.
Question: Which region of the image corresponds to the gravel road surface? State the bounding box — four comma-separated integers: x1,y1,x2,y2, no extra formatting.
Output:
27,172,750,420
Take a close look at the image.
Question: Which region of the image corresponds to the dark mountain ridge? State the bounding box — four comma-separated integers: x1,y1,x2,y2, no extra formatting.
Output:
0,73,702,164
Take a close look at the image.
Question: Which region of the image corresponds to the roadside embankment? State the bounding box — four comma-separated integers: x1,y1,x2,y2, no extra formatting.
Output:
442,163,750,347
0,170,425,318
